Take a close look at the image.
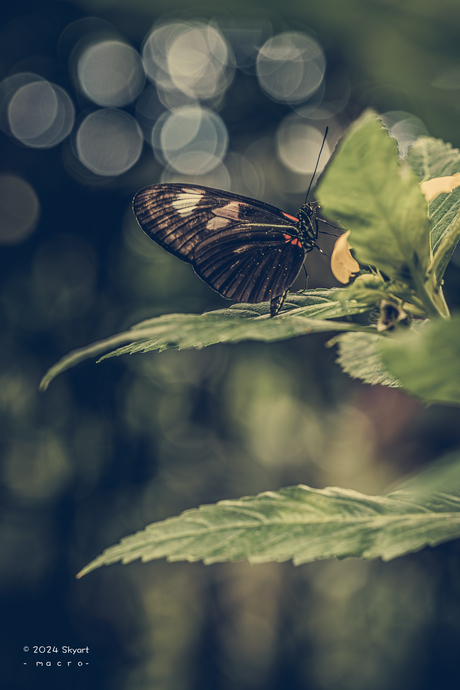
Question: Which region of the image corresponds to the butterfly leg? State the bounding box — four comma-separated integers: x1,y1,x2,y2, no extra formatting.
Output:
316,216,334,257
300,265,309,293
270,291,288,317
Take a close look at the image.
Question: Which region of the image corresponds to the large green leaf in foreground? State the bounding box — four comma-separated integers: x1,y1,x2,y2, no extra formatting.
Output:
77,449,460,577
317,110,431,291
39,289,373,390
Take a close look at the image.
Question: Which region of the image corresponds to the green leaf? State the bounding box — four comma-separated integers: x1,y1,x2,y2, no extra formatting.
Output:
317,110,432,302
131,289,368,326
380,316,460,405
335,331,400,387
76,449,460,577
39,289,374,390
407,137,460,283
407,136,460,182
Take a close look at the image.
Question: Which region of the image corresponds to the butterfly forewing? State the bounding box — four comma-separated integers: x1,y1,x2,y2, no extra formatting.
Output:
133,183,308,311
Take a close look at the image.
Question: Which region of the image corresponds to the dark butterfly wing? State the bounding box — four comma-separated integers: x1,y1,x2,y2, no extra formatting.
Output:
133,183,305,306
192,228,304,304
133,183,297,261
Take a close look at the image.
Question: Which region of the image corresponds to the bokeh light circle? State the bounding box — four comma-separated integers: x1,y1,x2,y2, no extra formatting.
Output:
0,175,40,244
152,106,228,175
9,81,57,140
276,117,331,174
167,24,234,98
0,73,75,148
77,40,145,107
76,109,143,176
257,31,326,103
143,22,234,100
142,22,185,91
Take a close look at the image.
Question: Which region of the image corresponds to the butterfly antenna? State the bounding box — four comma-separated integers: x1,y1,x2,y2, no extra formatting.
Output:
305,126,329,203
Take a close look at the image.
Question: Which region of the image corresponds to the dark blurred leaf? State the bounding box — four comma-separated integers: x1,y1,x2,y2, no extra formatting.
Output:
39,288,375,390
335,331,400,387
317,111,431,299
77,449,460,576
380,316,460,405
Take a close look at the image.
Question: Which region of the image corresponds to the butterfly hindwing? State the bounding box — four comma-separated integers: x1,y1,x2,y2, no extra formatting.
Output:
133,183,307,308
193,228,305,303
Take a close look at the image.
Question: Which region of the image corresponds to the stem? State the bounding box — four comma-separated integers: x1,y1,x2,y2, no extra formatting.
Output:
422,279,450,319
399,302,427,318
429,282,450,319
411,271,447,319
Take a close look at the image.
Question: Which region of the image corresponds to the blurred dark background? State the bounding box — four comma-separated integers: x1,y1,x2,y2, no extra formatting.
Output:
2,1,460,688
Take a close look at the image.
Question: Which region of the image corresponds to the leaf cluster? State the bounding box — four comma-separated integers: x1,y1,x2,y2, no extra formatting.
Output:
40,111,460,406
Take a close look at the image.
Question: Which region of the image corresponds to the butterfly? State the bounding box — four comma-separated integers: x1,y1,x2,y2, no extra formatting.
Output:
132,183,330,317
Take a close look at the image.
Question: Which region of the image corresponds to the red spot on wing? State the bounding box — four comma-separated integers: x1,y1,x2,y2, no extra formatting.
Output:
283,233,302,247
282,212,299,222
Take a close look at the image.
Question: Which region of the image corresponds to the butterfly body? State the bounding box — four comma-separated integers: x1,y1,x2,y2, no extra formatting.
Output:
133,183,319,316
